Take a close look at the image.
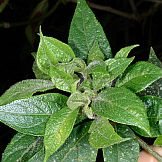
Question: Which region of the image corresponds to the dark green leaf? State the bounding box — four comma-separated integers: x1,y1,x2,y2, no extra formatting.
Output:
116,61,162,93
68,0,112,60
37,30,75,75
50,66,79,92
143,48,162,97
105,57,134,82
103,125,139,162
44,108,78,162
92,87,150,134
29,123,97,162
0,79,54,105
115,45,138,58
154,135,162,146
134,96,161,137
2,133,43,162
89,117,128,148
0,93,67,135
0,0,9,13
88,41,105,63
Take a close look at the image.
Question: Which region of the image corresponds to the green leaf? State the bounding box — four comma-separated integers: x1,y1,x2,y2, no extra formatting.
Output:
148,47,162,68
134,96,161,137
87,61,111,90
37,30,75,75
0,93,67,135
88,117,128,148
115,45,138,58
29,123,98,162
88,41,105,63
105,57,134,82
28,149,44,162
143,48,162,97
2,133,43,162
44,108,78,162
116,61,162,93
68,0,112,60
67,91,90,110
50,66,79,92
0,79,54,105
92,87,150,134
154,135,162,146
103,125,139,162
0,0,9,13
32,61,50,80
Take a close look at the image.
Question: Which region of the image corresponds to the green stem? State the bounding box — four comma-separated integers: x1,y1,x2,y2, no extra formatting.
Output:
136,136,162,162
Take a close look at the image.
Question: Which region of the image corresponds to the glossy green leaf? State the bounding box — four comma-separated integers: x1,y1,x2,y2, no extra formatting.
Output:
50,66,79,92
89,117,128,148
92,87,150,134
0,0,9,13
115,45,138,58
0,93,67,135
88,41,105,63
0,79,54,105
2,133,43,162
67,91,90,110
28,149,44,162
116,61,162,92
154,135,162,146
44,108,78,162
143,48,162,97
29,123,97,162
37,30,75,75
103,125,139,162
68,0,112,60
105,57,134,82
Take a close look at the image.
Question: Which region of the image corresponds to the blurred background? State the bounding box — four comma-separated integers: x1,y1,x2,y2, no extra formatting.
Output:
0,0,162,159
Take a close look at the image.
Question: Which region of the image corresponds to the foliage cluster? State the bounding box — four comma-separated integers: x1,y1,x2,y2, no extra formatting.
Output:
1,0,162,161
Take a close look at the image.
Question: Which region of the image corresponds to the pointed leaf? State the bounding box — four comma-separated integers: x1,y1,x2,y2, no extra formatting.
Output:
116,61,162,92
37,31,75,75
115,45,138,58
105,57,134,82
2,133,43,162
143,48,162,97
92,87,150,134
103,125,139,162
0,93,67,135
89,117,128,148
68,0,112,60
44,108,78,161
0,79,54,105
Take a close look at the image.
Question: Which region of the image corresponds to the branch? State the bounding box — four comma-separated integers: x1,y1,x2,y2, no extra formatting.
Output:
0,0,61,28
136,136,162,162
66,0,138,20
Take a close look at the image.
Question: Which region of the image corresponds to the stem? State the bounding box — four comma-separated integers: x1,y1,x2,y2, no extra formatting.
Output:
136,136,162,162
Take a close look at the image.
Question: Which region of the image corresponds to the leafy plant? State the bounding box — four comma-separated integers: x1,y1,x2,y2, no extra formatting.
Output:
1,0,162,161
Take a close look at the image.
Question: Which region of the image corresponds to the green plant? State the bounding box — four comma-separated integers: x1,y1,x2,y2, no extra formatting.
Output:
1,0,162,161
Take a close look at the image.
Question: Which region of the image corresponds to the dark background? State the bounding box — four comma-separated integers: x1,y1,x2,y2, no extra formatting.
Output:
0,0,162,160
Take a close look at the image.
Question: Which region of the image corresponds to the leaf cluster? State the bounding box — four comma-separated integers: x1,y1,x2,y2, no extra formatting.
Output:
1,0,162,161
